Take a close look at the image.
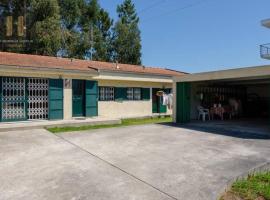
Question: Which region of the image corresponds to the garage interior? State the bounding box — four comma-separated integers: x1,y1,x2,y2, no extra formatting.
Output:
188,78,270,134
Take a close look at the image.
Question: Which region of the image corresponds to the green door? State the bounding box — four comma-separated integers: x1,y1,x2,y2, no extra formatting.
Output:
85,80,98,117
176,82,191,123
72,80,85,117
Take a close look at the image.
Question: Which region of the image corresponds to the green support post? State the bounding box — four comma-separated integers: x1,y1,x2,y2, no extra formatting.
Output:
176,82,191,123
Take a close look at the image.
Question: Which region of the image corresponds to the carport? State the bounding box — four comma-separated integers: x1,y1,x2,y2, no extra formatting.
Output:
173,65,270,131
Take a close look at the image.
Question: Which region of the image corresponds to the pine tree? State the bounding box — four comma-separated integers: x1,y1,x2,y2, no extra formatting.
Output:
112,0,142,65
58,0,84,30
28,0,62,56
58,0,86,58
58,0,113,60
92,8,113,62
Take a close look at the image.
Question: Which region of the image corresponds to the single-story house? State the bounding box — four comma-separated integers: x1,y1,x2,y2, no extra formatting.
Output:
0,52,186,122
173,65,270,127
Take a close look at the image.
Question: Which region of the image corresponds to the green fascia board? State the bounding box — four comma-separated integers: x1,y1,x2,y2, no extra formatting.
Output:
141,88,150,100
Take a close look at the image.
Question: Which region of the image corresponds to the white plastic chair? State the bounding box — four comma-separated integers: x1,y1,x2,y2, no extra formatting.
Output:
197,106,210,121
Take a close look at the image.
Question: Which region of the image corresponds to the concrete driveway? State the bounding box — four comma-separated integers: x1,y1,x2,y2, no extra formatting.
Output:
0,124,269,200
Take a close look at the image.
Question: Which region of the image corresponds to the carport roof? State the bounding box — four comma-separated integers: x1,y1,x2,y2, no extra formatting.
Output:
174,65,270,82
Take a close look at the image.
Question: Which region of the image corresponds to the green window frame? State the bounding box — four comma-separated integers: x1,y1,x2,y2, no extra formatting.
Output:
141,88,150,100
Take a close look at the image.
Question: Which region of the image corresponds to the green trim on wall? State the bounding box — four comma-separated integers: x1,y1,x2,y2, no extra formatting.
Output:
141,88,150,100
49,79,63,120
115,87,128,101
85,80,98,117
176,82,191,123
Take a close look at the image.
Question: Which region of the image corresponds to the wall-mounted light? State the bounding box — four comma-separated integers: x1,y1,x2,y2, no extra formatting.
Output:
64,79,71,88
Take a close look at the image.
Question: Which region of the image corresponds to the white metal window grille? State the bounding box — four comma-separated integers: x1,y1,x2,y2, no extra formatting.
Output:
127,88,141,100
28,78,49,120
133,88,141,100
2,77,26,121
127,88,134,100
99,87,114,101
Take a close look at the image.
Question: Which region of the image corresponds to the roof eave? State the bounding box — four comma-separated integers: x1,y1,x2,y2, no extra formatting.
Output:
98,68,181,78
0,64,99,77
174,65,270,82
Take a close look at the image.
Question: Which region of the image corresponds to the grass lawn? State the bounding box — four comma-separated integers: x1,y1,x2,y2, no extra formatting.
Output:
47,116,172,133
220,172,270,200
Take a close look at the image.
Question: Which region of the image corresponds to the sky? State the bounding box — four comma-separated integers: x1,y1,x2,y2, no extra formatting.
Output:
99,0,270,73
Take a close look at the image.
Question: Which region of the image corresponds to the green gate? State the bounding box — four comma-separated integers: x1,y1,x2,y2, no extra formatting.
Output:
0,77,61,122
176,82,191,123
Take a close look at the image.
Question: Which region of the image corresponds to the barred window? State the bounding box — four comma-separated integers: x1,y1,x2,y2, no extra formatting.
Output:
127,88,134,100
99,87,114,101
133,88,141,100
127,88,141,100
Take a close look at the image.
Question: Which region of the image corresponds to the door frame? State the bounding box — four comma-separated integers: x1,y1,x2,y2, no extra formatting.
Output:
152,88,159,113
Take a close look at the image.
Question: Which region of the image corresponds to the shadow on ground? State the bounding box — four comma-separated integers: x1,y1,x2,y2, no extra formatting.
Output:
158,122,270,140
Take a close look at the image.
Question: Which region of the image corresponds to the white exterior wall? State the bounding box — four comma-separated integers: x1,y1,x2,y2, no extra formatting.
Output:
0,65,174,120
98,101,153,118
98,80,172,118
63,79,72,120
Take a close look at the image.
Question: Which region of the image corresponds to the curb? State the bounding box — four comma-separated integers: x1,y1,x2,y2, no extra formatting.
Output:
0,119,122,132
217,161,270,199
